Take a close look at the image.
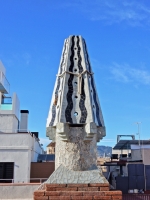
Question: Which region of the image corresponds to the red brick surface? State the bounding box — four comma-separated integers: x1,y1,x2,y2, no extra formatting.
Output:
71,196,92,199
67,184,88,187
105,191,122,196
94,196,111,200
50,197,70,200
34,190,45,196
33,183,122,200
83,191,105,196
78,187,99,191
45,191,61,196
34,196,49,200
100,187,109,191
78,187,88,191
55,187,77,191
88,187,99,191
59,197,71,200
46,187,56,191
60,191,83,196
89,183,109,187
46,183,66,188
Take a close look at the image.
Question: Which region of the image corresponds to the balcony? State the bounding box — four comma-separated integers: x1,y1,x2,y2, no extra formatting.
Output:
0,71,10,94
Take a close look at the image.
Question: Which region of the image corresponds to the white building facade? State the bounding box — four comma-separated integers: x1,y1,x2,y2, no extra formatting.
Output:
0,61,43,183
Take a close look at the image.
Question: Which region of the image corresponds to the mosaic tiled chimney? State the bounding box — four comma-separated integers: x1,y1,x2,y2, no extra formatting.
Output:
45,35,107,184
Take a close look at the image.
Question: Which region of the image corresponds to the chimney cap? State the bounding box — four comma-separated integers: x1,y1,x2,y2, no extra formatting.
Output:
20,110,29,114
31,132,39,139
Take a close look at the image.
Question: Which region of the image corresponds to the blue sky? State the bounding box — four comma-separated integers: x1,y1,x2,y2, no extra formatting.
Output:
0,0,150,149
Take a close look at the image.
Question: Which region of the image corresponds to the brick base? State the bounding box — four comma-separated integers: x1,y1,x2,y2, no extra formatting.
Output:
34,183,122,200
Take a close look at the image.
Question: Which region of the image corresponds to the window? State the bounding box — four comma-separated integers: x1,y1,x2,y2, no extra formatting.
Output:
0,163,14,183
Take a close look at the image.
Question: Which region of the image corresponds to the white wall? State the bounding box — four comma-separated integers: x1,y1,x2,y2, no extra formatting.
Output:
12,93,20,120
112,149,131,157
0,115,19,133
31,135,43,162
131,149,142,161
0,132,43,183
0,92,20,133
0,149,30,183
131,145,150,164
142,149,150,165
19,112,28,132
0,91,2,104
0,184,40,199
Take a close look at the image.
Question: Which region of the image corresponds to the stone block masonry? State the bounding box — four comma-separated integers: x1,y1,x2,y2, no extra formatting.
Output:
33,183,122,200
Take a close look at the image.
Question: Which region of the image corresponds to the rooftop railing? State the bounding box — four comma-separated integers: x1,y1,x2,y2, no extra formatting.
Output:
0,104,12,110
1,96,12,104
0,71,10,93
0,178,47,183
0,97,12,110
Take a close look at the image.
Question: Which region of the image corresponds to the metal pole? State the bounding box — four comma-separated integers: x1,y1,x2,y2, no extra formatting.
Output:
135,122,142,160
138,123,140,146
135,122,141,147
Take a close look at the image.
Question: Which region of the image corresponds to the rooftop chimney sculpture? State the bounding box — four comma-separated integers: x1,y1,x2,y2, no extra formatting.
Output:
45,35,107,184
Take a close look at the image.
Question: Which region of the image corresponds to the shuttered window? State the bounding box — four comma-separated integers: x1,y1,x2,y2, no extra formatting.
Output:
0,162,14,183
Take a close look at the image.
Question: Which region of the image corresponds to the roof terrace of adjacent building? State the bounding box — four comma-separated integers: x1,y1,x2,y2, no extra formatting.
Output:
0,62,37,135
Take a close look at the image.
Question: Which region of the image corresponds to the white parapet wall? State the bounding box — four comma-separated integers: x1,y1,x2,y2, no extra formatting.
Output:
0,183,40,199
0,132,43,183
0,93,20,133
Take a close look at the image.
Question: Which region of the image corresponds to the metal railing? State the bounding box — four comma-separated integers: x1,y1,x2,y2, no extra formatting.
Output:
0,178,48,183
0,71,10,93
0,104,12,110
1,97,12,104
30,178,48,183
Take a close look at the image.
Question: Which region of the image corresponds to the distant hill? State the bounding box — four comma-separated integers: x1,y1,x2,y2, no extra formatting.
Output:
97,146,112,157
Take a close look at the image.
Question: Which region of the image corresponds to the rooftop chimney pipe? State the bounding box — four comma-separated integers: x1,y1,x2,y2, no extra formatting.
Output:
19,110,29,132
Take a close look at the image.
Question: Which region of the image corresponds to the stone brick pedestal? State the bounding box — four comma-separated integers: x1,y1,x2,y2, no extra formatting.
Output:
34,183,122,200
